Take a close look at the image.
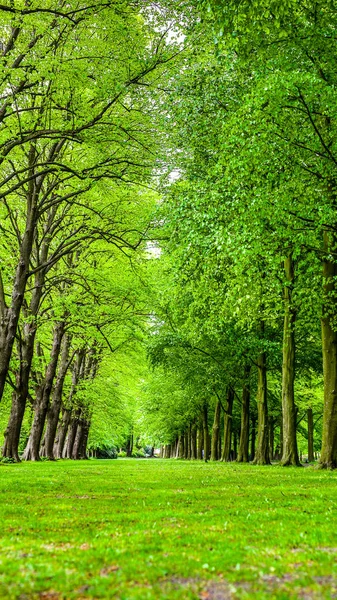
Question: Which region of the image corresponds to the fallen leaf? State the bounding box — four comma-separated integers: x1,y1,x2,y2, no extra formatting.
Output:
100,565,120,577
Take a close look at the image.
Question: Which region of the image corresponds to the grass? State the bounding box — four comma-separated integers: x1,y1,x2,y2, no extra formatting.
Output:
0,459,336,599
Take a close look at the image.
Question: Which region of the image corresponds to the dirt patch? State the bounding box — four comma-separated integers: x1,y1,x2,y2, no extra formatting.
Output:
161,574,337,599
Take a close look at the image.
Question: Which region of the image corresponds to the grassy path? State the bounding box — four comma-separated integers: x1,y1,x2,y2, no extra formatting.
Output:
0,459,336,599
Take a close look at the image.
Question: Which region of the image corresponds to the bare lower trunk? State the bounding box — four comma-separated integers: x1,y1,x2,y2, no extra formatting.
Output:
187,425,191,459
253,350,270,465
72,420,85,459
54,408,71,459
45,335,71,460
281,255,300,466
211,400,221,461
23,322,65,461
0,204,36,402
80,421,90,459
2,390,26,461
221,387,234,462
184,430,188,459
250,416,256,461
65,410,80,458
233,430,237,460
202,404,210,461
237,364,251,463
3,334,35,460
320,231,337,468
269,417,274,462
197,425,203,460
307,408,314,462
178,434,184,458
191,423,197,459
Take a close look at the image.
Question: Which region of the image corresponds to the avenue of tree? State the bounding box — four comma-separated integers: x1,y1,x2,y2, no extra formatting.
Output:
0,0,337,469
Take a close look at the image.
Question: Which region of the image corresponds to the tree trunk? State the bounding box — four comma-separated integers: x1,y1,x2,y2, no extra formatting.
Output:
0,195,36,402
211,400,221,461
197,425,203,460
65,409,80,458
202,404,209,461
187,425,191,459
184,430,188,459
2,234,53,461
233,429,237,460
269,417,274,462
320,230,337,468
3,334,36,461
191,423,197,459
44,334,71,460
250,416,256,461
253,350,270,465
237,364,251,463
23,321,65,461
54,408,71,459
307,408,314,462
80,421,90,459
218,417,222,458
2,389,26,461
72,420,85,459
280,255,300,466
221,387,234,462
178,434,184,458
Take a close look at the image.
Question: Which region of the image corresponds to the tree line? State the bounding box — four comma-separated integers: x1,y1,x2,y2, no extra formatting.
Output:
0,0,182,462
138,0,337,469
2,1,337,470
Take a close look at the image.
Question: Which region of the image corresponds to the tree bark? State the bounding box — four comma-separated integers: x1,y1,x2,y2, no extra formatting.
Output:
65,409,80,458
54,408,71,459
211,400,221,461
0,166,37,403
72,420,85,459
184,430,188,459
23,321,65,461
197,425,203,460
202,404,210,461
320,230,337,468
2,388,26,461
250,415,256,461
280,255,300,466
269,417,275,462
44,334,71,460
2,219,56,461
187,425,191,460
307,408,314,462
178,434,184,458
237,364,251,463
191,422,197,459
253,350,270,465
218,418,222,458
233,429,237,460
221,387,234,462
80,421,90,459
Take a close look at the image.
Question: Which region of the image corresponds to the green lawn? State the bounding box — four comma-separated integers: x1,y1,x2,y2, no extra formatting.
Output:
0,460,336,599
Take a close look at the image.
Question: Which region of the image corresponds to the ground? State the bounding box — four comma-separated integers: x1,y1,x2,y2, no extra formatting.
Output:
0,459,336,599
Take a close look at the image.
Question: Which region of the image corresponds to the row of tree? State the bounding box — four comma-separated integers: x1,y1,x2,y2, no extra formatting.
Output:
138,0,337,468
0,0,182,461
